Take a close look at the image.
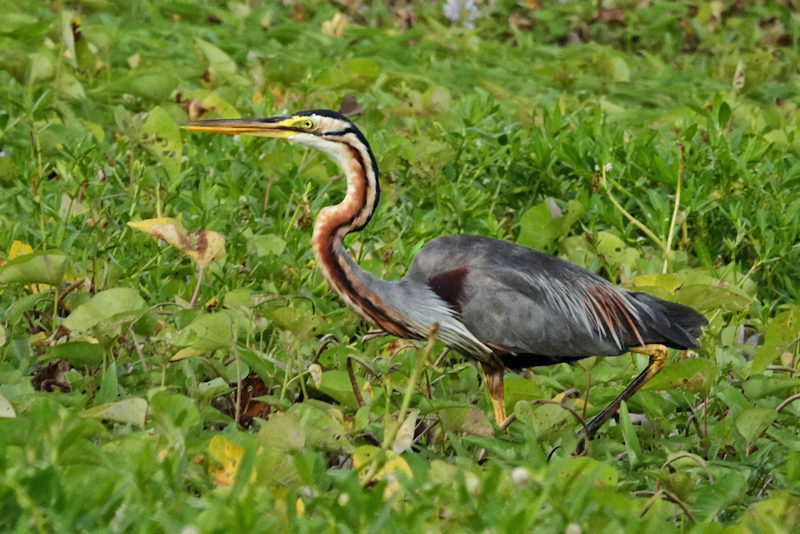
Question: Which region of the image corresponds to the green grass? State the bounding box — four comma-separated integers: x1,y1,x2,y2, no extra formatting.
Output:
2,1,800,531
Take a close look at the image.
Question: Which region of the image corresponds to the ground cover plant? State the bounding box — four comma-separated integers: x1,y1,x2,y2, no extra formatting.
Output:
1,0,800,531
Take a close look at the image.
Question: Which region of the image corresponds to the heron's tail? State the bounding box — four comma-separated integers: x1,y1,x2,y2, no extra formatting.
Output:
627,291,707,350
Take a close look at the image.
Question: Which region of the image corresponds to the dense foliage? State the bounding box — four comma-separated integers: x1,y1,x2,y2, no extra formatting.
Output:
1,1,799,531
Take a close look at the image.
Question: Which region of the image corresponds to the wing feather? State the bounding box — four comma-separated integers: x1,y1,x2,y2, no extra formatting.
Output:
405,234,704,359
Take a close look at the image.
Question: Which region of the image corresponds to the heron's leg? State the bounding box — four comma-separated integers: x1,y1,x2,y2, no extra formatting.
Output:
580,344,668,441
482,364,507,426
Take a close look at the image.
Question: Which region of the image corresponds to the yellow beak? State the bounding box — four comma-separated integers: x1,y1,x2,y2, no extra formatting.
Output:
182,117,299,138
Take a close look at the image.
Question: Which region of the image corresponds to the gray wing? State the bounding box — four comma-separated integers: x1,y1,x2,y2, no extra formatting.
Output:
404,234,704,360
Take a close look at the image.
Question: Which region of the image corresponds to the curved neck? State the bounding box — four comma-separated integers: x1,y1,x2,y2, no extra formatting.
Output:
309,132,412,337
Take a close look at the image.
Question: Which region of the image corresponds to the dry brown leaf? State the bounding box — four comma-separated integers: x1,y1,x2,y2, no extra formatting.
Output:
128,218,226,268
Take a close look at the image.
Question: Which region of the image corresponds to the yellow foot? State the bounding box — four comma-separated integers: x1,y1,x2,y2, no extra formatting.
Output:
483,363,507,427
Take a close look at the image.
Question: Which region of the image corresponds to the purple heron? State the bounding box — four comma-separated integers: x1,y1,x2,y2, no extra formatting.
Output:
184,110,706,440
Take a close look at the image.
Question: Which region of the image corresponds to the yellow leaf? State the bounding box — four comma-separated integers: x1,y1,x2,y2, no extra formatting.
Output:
321,12,347,37
308,363,323,388
9,240,33,259
552,393,587,411
392,409,417,455
170,347,205,362
128,217,186,234
188,230,226,267
0,393,16,418
30,331,48,345
626,273,682,292
353,445,412,497
26,283,53,294
208,434,250,487
128,218,226,268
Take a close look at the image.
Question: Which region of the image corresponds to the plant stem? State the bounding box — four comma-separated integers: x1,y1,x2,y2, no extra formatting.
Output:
382,324,438,451
189,266,204,309
663,143,686,273
603,170,667,255
234,346,242,425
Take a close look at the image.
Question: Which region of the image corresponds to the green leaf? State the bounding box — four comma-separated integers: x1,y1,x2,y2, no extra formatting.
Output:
311,369,366,408
753,307,800,373
626,273,682,292
260,401,354,454
0,155,19,185
438,406,493,437
692,471,747,521
514,400,570,439
4,292,46,323
503,376,545,408
63,288,147,333
742,375,800,400
740,492,800,530
149,391,202,434
678,284,751,312
95,361,119,405
132,311,159,337
718,101,731,126
222,289,256,308
318,57,381,89
561,234,597,269
643,357,716,395
609,56,630,82
112,71,179,101
657,470,693,502
0,250,67,285
517,199,584,251
618,401,641,467
735,407,777,444
596,231,637,267
291,401,354,453
555,457,619,494
264,306,302,330
82,398,148,428
195,38,237,81
251,233,286,257
716,384,752,415
517,201,561,250
197,377,229,399
171,310,240,360
257,411,305,451
54,71,86,101
143,106,182,178
41,341,104,367
28,52,55,84
184,89,240,119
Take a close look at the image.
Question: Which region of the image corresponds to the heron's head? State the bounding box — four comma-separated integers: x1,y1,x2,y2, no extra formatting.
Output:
183,109,370,166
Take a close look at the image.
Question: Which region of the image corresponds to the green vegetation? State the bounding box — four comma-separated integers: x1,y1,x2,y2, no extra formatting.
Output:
2,1,800,531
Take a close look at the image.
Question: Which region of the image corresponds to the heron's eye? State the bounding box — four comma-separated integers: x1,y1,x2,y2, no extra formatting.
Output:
302,119,315,130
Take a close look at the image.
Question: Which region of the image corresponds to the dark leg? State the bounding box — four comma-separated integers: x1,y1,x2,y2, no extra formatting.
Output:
579,344,668,441
482,363,507,426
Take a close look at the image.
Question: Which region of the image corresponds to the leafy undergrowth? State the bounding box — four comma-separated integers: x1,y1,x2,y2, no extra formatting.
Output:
2,1,800,531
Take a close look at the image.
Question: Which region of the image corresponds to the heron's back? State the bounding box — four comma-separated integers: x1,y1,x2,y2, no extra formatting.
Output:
405,234,706,362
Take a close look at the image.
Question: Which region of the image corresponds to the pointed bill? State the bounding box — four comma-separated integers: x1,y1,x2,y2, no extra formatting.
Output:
182,116,300,138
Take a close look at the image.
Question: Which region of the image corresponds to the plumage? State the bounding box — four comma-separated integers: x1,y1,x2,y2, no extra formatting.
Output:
404,234,705,366
184,109,708,442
